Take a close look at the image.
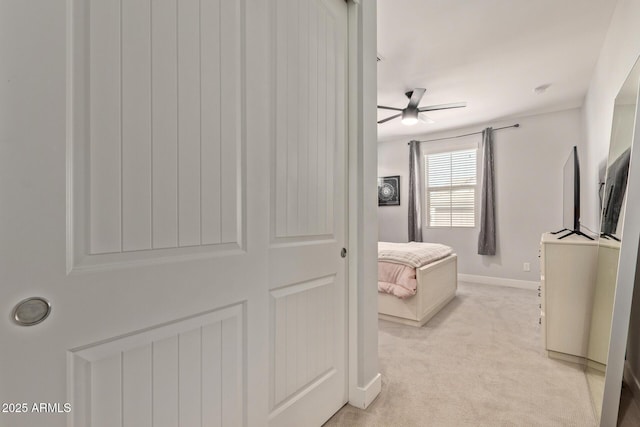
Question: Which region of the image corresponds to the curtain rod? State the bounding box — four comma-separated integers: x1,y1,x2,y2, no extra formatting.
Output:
407,123,520,145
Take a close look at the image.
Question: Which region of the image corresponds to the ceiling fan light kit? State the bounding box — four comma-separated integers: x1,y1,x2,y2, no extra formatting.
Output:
377,87,467,125
401,108,418,125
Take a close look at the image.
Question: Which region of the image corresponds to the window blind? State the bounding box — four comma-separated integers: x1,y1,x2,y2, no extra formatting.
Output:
426,148,477,227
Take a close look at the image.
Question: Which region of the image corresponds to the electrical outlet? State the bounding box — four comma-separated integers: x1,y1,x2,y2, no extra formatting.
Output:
523,262,531,272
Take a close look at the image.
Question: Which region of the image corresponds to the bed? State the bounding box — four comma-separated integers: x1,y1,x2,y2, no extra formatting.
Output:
378,242,458,327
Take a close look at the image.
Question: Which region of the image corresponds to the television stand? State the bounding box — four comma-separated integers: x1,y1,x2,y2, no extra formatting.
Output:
558,229,594,240
550,228,570,235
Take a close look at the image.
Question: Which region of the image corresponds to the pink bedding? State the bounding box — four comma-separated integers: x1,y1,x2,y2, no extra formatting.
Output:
377,242,454,299
378,261,417,299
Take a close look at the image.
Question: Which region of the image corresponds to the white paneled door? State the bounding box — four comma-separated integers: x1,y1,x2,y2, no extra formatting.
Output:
0,0,349,426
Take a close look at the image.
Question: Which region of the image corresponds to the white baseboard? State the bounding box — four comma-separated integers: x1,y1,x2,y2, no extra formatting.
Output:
458,274,539,291
624,361,640,406
349,373,381,409
547,350,587,366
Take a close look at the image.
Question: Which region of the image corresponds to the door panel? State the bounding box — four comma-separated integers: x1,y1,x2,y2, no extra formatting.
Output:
271,276,336,405
74,0,242,267
269,0,348,425
69,305,243,427
273,0,341,241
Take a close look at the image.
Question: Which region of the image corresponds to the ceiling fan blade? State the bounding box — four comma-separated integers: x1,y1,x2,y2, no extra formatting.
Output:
419,113,435,124
419,102,467,112
407,88,426,109
377,105,403,111
377,113,402,124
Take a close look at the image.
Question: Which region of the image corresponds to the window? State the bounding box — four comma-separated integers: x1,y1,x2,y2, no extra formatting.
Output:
425,148,477,227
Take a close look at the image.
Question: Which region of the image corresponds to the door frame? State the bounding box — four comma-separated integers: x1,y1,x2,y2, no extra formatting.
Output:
346,0,381,409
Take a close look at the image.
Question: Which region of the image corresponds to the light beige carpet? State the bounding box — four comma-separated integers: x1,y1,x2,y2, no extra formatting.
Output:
324,282,597,427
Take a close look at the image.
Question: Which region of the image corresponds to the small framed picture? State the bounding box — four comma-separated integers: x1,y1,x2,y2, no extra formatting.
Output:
378,175,400,206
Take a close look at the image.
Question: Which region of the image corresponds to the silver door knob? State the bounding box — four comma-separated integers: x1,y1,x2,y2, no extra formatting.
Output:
12,297,51,326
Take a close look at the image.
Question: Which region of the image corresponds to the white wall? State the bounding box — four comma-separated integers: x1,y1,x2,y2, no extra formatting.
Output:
378,108,582,282
348,0,381,408
580,0,640,412
582,0,640,231
378,140,410,242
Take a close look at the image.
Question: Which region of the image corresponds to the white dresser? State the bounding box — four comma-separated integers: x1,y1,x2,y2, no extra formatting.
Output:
539,232,598,362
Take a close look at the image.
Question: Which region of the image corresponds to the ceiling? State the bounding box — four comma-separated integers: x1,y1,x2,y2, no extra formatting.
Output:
376,0,619,142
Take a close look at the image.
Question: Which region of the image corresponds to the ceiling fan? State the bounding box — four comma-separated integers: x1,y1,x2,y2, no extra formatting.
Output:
377,88,466,125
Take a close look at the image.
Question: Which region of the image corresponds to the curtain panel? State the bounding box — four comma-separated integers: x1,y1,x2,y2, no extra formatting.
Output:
408,140,423,242
478,128,496,255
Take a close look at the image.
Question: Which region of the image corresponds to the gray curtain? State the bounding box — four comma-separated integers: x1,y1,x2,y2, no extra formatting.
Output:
478,128,496,255
408,140,423,242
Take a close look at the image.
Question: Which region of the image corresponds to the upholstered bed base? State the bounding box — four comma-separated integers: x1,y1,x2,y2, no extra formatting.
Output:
378,254,458,327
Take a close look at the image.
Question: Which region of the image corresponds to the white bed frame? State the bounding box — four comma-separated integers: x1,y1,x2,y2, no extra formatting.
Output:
378,254,458,327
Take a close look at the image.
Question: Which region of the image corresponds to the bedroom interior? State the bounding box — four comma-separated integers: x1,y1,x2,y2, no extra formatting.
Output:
5,0,640,425
330,0,640,425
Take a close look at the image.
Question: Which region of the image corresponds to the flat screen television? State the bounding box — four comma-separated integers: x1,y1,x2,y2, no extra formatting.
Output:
601,147,631,237
562,146,580,231
554,146,592,240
